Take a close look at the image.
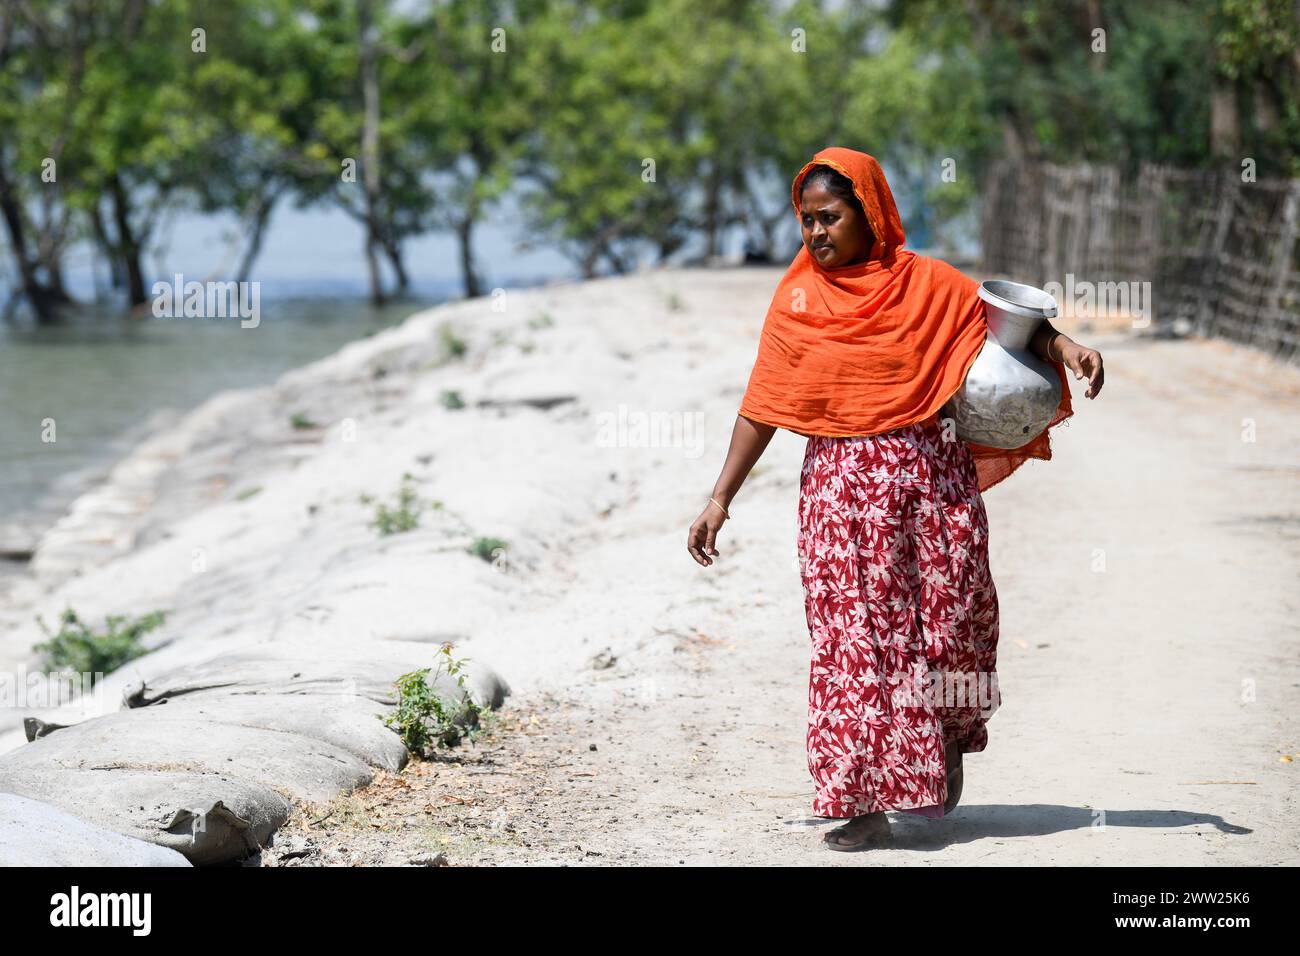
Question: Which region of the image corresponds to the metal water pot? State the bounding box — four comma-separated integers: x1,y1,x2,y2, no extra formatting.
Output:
939,279,1062,449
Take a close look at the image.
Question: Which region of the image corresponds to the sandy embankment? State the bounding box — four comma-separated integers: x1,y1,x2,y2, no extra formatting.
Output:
0,266,783,727
0,265,782,861
1,264,1298,865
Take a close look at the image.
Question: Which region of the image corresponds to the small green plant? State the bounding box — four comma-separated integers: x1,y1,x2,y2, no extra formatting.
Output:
468,536,508,564
382,645,488,757
439,322,467,359
440,389,465,410
235,486,262,501
34,608,166,685
527,312,554,330
666,292,685,312
365,472,424,535
290,412,319,430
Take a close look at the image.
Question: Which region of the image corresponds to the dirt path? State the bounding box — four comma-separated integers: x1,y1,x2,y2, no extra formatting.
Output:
274,273,1300,866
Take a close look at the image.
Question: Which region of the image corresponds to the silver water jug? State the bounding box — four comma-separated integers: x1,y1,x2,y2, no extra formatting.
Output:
939,279,1062,449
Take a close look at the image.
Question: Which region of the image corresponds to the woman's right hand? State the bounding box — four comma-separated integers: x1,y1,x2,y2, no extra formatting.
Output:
687,501,727,567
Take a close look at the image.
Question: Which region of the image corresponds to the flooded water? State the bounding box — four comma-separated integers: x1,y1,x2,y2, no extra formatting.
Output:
0,295,438,534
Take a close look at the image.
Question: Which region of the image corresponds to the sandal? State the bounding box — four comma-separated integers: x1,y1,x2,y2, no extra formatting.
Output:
823,814,893,852
943,741,964,814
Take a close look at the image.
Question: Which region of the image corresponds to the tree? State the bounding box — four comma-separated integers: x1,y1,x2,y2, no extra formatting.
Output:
0,1,86,321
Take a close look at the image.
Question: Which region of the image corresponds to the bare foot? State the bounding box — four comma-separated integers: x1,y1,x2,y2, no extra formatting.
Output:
823,812,892,851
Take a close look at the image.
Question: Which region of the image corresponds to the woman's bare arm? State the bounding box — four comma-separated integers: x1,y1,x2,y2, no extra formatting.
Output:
1029,319,1106,400
710,414,777,513
687,414,777,566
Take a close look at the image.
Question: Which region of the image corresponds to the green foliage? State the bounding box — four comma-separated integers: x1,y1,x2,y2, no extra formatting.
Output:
440,389,466,410
34,608,166,684
235,486,263,501
1214,0,1300,78
1211,0,1300,173
468,536,508,564
290,411,320,429
885,0,1300,175
3,0,1296,325
381,645,488,757
365,472,424,535
517,0,800,273
439,323,468,359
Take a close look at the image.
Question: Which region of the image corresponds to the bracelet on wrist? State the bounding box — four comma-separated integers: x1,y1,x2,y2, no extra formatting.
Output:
1046,330,1064,360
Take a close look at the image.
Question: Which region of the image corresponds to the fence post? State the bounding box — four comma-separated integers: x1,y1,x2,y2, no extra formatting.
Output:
1262,183,1299,359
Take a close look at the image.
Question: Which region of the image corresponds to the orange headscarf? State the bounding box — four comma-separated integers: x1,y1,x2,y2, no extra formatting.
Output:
738,146,1073,493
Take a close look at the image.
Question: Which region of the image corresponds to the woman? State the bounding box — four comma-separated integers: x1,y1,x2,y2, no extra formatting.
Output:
686,147,1104,852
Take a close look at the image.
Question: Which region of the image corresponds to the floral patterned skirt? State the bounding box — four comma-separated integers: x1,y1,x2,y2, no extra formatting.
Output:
797,414,1001,819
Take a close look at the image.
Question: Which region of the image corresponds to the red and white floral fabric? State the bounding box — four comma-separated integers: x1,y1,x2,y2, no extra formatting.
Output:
797,415,1001,819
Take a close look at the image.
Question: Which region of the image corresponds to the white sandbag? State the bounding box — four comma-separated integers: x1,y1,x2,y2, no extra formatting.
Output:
0,793,191,867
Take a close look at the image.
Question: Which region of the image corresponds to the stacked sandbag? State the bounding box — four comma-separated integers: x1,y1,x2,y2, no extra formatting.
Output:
0,644,509,865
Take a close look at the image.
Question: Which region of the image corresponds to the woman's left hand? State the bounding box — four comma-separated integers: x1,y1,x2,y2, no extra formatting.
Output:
1060,341,1105,399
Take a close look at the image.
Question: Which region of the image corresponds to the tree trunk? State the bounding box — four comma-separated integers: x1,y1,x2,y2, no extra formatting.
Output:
364,236,384,304
604,246,632,274
579,223,623,278
359,0,386,305
1208,35,1241,162
89,200,124,290
109,174,147,305
455,216,481,298
236,192,277,283
43,258,69,301
34,208,73,303
0,166,61,322
1209,83,1240,160
656,234,686,264
380,233,409,292
704,164,722,259
1085,0,1105,73
744,180,783,260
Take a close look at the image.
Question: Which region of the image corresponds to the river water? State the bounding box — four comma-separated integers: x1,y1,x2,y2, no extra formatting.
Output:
0,293,441,544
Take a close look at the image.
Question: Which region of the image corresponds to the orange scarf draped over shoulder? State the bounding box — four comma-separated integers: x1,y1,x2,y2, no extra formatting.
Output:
738,146,1073,493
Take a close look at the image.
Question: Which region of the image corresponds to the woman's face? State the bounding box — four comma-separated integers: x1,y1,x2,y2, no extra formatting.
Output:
799,180,873,269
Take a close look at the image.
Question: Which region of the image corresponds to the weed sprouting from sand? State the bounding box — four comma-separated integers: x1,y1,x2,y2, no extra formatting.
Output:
666,292,685,311
440,389,465,410
527,312,554,330
468,536,509,565
33,608,166,685
439,322,468,359
382,645,489,758
290,412,319,430
364,472,425,535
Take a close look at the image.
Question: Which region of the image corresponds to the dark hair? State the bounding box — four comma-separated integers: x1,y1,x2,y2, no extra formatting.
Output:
800,164,864,220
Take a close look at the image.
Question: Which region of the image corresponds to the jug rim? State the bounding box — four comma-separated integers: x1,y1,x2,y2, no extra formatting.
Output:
978,279,1059,319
